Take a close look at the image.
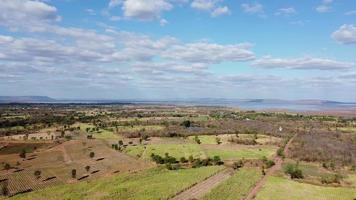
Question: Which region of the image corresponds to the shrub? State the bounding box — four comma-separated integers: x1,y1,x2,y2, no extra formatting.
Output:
194,136,201,144
321,173,343,184
71,169,77,178
213,156,224,165
34,170,41,179
216,137,222,145
233,160,244,170
89,152,95,158
85,165,90,172
181,120,191,128
284,163,303,179
277,148,285,158
3,163,10,170
180,157,188,163
265,160,275,168
19,149,26,159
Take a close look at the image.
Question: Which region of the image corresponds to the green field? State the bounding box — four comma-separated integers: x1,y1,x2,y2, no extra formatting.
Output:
125,143,276,161
188,134,281,145
339,127,356,134
254,176,356,200
125,143,205,159
203,146,276,160
202,167,262,200
11,166,224,200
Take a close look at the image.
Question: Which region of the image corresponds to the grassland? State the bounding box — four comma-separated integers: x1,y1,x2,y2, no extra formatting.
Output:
188,134,281,145
124,143,276,161
202,167,262,200
125,143,205,159
203,146,276,160
254,176,356,200
11,166,224,200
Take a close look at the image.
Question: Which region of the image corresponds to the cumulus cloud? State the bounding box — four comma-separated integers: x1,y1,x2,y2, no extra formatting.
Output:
211,6,231,17
316,0,333,13
241,2,264,14
252,56,354,71
275,7,297,16
191,0,219,11
163,42,255,64
345,10,356,16
332,24,356,45
0,0,60,30
120,0,172,20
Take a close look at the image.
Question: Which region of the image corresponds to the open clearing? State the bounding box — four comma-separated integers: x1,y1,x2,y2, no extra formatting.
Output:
124,142,277,161
254,176,356,200
202,167,262,200
11,166,224,200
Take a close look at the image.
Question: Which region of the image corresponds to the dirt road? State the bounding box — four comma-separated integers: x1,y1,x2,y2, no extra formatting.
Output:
244,134,297,200
171,168,234,200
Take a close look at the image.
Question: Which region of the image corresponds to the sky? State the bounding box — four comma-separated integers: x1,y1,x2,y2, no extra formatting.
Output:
0,0,356,101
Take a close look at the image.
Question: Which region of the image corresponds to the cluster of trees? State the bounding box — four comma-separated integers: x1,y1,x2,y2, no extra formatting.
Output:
150,153,224,170
284,163,303,179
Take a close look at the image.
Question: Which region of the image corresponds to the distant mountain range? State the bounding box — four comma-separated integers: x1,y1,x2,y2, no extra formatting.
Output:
0,96,56,103
1,96,356,111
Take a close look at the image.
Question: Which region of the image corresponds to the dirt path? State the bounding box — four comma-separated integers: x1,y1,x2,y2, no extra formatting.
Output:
171,168,234,200
244,134,297,200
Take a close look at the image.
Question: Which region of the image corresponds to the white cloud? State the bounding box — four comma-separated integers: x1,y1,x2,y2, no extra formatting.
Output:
122,0,172,20
211,6,231,17
191,0,219,11
345,10,356,16
332,24,356,45
160,19,168,26
275,7,297,16
316,0,333,13
0,0,60,30
252,56,354,71
241,2,264,14
108,0,122,8
163,42,255,64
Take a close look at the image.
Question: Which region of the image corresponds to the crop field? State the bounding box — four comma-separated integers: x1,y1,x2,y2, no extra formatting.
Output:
254,176,356,200
203,147,276,160
11,166,224,200
124,139,277,161
202,167,262,200
125,143,205,159
188,134,281,145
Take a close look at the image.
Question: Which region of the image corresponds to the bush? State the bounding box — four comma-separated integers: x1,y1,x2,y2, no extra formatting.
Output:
265,160,275,168
277,148,285,158
34,170,41,179
321,173,343,184
89,152,95,158
284,164,303,179
181,120,191,128
166,163,180,170
19,149,26,159
71,169,77,178
233,160,244,170
180,157,188,163
3,163,10,170
194,136,201,144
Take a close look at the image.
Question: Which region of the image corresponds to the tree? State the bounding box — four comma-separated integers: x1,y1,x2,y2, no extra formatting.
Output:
34,170,41,179
0,181,8,196
3,163,10,170
194,136,201,144
215,137,221,145
71,169,77,178
85,165,90,172
181,120,191,128
19,149,26,159
233,160,244,169
89,152,95,158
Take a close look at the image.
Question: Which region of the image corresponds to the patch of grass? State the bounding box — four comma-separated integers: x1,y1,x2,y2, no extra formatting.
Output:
254,176,356,200
204,146,276,160
339,127,356,134
116,125,164,133
202,167,262,200
0,143,48,155
11,166,224,200
125,144,206,159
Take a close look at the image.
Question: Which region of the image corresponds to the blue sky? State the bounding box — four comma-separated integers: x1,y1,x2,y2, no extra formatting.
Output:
0,0,356,101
